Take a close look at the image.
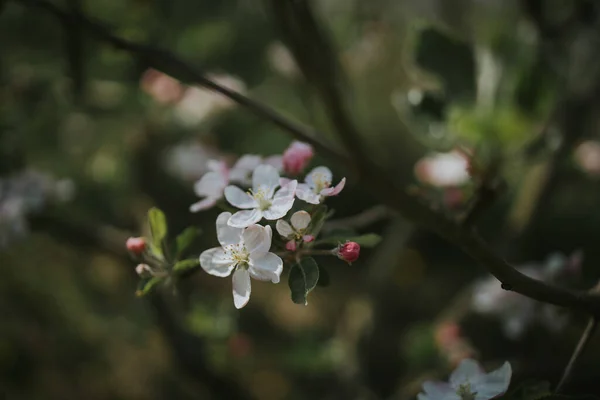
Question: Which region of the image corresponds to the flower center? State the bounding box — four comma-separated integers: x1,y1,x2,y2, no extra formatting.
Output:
250,188,272,211
225,244,249,265
456,383,477,400
312,173,331,193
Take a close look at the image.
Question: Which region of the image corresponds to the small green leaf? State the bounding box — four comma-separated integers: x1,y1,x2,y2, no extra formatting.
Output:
136,276,163,297
175,226,201,259
173,258,200,272
315,233,382,248
148,208,168,258
288,257,320,305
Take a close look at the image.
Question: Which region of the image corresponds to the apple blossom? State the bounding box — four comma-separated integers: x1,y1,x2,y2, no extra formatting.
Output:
282,141,314,176
293,166,346,205
126,237,146,254
418,359,512,400
228,154,283,186
276,211,313,250
190,160,230,212
199,212,283,309
225,165,297,228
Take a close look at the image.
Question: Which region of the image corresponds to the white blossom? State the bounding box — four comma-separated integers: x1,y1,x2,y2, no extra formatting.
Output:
189,160,230,212
418,359,511,400
293,166,345,205
414,151,470,187
228,154,283,186
225,165,297,228
199,212,283,309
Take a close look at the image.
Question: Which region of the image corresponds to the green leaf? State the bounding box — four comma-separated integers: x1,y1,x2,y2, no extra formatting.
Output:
288,257,320,305
148,208,168,258
136,276,163,297
315,233,382,248
173,258,200,273
175,226,201,259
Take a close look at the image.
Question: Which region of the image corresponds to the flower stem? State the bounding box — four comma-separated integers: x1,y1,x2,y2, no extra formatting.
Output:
555,316,598,393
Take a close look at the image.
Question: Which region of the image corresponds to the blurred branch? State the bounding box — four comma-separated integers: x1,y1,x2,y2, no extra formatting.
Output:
322,205,395,233
556,316,598,393
64,0,85,102
16,0,600,316
29,210,254,400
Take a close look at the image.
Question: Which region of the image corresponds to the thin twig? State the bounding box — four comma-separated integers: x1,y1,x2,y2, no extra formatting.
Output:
322,205,394,233
555,317,598,393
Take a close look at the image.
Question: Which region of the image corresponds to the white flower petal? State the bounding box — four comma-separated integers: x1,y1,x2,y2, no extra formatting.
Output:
474,362,512,400
276,220,294,238
228,209,263,228
274,179,297,199
206,159,226,173
422,382,455,398
232,154,262,171
232,268,251,309
249,252,283,283
224,186,257,209
296,183,320,204
252,164,280,197
216,212,243,246
321,177,346,197
263,195,295,220
243,224,271,254
290,210,311,230
189,197,217,212
305,166,332,187
194,171,227,197
199,247,236,277
279,177,291,187
450,359,484,386
264,155,283,171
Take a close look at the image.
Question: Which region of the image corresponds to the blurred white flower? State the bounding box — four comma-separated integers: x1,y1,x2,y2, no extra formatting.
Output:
418,359,512,400
140,68,184,104
174,74,246,126
415,151,470,187
199,212,283,309
0,170,74,249
190,160,230,212
472,251,581,339
267,42,299,78
225,165,297,228
574,140,600,177
165,141,221,182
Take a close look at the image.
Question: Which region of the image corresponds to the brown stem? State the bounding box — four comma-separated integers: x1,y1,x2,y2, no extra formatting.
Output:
555,317,598,393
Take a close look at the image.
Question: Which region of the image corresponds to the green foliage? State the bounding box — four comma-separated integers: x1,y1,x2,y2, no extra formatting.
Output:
308,205,332,238
136,276,163,297
175,226,201,259
173,258,200,273
288,257,320,305
148,207,168,259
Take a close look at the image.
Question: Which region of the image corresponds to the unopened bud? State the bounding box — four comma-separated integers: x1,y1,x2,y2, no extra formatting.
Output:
337,241,360,263
285,240,297,252
302,234,315,243
282,141,314,176
126,237,146,254
135,263,152,277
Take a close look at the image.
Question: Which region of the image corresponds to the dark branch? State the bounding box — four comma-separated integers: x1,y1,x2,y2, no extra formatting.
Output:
556,317,598,393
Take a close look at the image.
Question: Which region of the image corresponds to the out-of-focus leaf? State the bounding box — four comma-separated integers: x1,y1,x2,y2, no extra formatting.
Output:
175,226,201,259
288,257,319,305
315,233,382,248
135,276,163,297
308,205,331,237
148,208,167,259
173,258,200,273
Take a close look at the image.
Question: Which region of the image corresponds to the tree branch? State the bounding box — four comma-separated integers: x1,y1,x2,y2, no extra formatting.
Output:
17,0,600,315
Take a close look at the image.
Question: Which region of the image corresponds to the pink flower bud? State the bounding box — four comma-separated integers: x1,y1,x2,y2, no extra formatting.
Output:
282,141,314,176
338,241,360,263
285,240,297,252
302,235,315,243
126,237,146,254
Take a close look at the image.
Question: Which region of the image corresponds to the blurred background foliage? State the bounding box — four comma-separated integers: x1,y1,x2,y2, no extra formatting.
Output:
2,0,600,399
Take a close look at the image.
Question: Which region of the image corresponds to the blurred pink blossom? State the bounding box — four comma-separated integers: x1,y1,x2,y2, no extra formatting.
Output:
140,68,184,104
574,140,600,176
282,141,314,176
